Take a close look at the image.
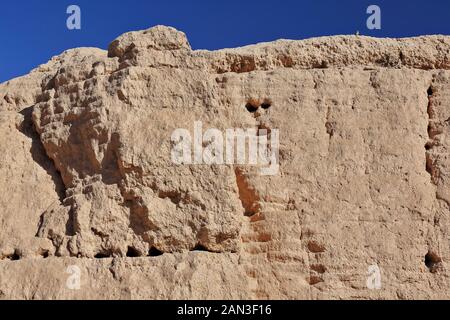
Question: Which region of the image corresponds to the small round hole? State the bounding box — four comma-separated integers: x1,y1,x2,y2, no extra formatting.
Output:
8,251,21,261
38,249,50,258
245,103,259,113
425,251,442,273
261,102,271,109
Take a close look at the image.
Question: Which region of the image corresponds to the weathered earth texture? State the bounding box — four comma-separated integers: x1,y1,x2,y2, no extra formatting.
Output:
1,26,450,299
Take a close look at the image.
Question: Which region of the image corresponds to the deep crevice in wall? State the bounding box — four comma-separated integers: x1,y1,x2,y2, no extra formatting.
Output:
17,106,66,202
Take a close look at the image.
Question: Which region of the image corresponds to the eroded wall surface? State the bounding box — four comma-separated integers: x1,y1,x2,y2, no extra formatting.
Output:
1,26,450,299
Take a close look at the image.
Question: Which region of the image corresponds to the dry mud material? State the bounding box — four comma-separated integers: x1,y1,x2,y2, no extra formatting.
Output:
1,26,450,299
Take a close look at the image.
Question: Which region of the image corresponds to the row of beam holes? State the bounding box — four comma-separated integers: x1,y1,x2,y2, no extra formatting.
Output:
93,247,163,259
126,246,163,258
94,243,210,259
1,245,444,269
3,244,211,260
0,249,49,261
4,246,209,259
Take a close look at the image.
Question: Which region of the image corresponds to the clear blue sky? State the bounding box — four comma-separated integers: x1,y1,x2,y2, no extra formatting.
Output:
1,0,449,83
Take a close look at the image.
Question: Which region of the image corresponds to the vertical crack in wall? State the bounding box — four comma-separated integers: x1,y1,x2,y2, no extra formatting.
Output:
234,167,272,299
234,167,261,216
425,82,440,185
325,104,335,156
16,105,71,256
325,105,334,138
